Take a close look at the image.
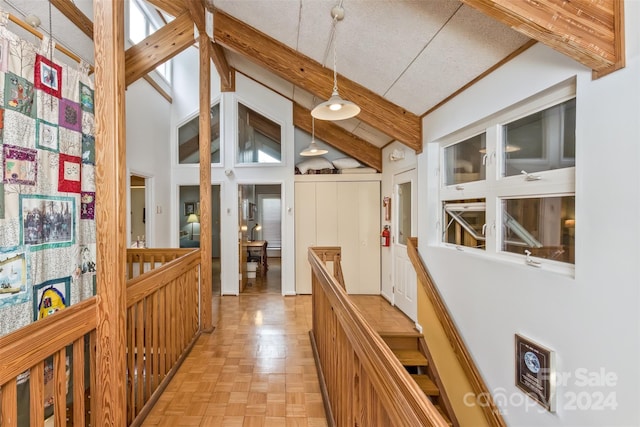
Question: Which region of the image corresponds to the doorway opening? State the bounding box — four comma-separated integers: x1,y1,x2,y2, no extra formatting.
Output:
178,185,222,306
238,184,282,294
130,174,148,247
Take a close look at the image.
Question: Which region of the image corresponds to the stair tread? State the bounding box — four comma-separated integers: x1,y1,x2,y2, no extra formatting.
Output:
410,374,440,396
378,331,423,338
393,349,428,366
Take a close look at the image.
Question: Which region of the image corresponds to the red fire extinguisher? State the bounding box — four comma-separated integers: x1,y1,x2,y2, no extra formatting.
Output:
381,225,391,247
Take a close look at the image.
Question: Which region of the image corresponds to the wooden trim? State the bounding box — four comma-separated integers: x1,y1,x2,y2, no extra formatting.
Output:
51,0,94,39
94,1,127,424
461,0,624,74
199,32,213,332
124,12,195,86
0,297,97,386
185,0,206,32
407,238,506,427
142,75,173,103
422,40,537,118
592,0,625,79
293,103,382,171
213,9,422,150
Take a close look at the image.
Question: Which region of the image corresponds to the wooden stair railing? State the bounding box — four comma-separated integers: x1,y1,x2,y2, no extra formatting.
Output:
308,246,450,426
0,297,98,427
407,237,506,427
125,248,202,426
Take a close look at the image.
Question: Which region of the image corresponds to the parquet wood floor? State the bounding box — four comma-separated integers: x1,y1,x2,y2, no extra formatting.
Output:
143,256,413,427
141,293,327,427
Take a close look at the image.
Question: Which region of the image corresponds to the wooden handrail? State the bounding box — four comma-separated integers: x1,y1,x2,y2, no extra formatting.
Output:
0,297,97,385
127,249,200,306
309,246,449,426
407,237,506,427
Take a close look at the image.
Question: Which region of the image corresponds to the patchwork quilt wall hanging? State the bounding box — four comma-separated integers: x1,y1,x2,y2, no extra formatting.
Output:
0,20,96,337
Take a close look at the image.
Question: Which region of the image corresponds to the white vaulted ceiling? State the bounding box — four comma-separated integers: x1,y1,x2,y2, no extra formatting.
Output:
1,0,531,148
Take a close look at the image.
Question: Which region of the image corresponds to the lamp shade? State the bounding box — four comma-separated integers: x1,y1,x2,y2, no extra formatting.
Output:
300,140,328,157
187,213,199,224
311,91,361,121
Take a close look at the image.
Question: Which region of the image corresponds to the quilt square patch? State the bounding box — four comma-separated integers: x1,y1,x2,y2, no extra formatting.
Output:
79,82,94,113
58,153,81,193
81,134,95,164
80,191,95,220
58,98,81,132
4,72,36,118
3,144,37,185
34,54,62,98
36,119,58,152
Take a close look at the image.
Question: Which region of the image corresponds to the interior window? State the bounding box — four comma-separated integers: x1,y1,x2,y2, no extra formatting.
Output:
443,133,486,186
237,103,282,164
443,200,486,250
501,196,575,264
502,99,576,177
178,104,221,165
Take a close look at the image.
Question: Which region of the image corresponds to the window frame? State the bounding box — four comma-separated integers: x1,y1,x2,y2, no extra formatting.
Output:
437,81,576,275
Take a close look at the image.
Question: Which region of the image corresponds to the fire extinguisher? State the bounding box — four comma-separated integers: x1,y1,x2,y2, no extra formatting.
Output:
381,225,391,247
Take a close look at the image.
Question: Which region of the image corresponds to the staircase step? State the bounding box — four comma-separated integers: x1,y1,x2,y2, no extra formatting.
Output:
410,374,440,396
393,349,428,366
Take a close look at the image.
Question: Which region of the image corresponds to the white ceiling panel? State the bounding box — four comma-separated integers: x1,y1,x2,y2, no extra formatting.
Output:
385,5,531,114
228,51,296,99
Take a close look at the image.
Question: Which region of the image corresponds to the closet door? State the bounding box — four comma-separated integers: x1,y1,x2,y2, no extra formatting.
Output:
337,181,380,294
295,182,317,294
315,182,338,245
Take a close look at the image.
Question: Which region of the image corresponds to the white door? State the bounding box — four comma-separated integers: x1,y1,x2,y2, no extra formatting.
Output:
393,169,417,321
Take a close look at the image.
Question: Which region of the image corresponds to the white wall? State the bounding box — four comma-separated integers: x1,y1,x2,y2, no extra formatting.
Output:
418,6,639,425
381,142,417,302
126,79,172,247
170,48,295,295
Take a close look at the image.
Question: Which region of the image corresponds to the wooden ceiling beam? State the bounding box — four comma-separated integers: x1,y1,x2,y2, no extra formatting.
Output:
184,1,235,91
184,0,206,32
50,0,93,40
293,104,382,172
210,41,235,92
214,10,421,152
144,0,187,18
124,12,195,86
462,0,625,77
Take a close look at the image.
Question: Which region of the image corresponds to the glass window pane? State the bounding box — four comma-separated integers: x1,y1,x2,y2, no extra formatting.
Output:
443,200,486,250
129,1,147,44
444,133,486,186
503,99,576,176
502,196,575,264
178,104,221,164
237,103,281,164
397,182,411,245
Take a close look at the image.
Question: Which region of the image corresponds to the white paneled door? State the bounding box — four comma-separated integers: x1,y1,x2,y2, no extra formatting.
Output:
393,169,417,321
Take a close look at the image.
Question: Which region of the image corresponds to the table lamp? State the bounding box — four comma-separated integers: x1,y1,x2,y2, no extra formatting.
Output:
187,213,199,239
250,223,262,241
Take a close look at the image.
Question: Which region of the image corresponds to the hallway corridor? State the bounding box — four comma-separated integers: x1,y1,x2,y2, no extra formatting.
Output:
141,294,328,427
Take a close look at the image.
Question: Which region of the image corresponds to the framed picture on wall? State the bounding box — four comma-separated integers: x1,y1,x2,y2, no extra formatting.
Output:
184,201,196,216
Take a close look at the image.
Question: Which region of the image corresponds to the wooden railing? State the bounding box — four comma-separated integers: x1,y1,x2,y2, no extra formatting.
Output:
308,246,450,427
0,297,98,427
407,237,506,427
125,248,201,426
309,246,345,289
126,248,197,279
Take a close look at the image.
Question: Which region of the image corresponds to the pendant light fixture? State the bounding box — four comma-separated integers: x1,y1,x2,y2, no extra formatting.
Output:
311,5,360,121
300,116,328,156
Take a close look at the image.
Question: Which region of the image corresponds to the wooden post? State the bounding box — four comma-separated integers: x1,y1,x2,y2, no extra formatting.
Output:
199,32,213,332
93,0,127,424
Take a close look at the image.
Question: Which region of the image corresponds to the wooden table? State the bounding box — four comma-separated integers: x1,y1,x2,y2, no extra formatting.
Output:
243,240,268,275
